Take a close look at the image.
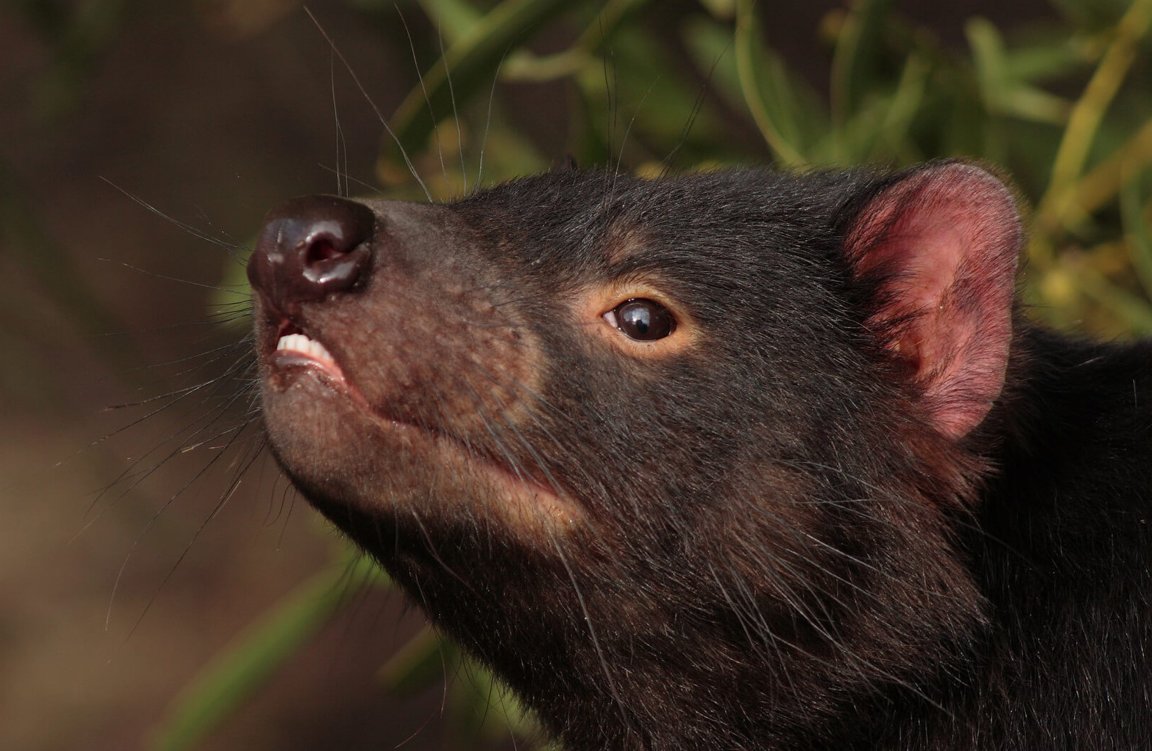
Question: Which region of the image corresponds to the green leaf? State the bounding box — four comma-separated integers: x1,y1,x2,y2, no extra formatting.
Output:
384,0,576,165
968,19,1069,124
1049,0,1135,31
1002,31,1086,82
1122,177,1152,298
830,0,896,127
450,656,542,743
150,556,386,751
1040,0,1152,234
698,0,736,20
968,18,1010,107
503,0,654,82
734,0,816,165
379,626,458,696
380,630,543,745
821,52,928,163
572,24,733,167
418,0,486,45
1077,265,1152,334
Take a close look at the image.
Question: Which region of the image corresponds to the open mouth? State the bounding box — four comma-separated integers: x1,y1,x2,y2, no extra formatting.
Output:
275,331,343,376
276,331,336,365
266,323,353,389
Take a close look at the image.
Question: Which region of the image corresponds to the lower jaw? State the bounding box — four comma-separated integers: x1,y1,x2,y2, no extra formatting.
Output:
259,364,586,548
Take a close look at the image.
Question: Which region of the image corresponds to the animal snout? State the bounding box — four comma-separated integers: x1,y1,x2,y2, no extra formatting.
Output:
247,195,376,312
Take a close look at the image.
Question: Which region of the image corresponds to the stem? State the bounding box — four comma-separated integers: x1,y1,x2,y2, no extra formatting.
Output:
1036,0,1152,260
734,0,806,166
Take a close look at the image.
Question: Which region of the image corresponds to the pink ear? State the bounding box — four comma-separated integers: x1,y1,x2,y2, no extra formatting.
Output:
845,163,1022,440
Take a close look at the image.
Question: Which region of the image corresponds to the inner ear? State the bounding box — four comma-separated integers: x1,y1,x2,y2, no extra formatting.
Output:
844,163,1022,440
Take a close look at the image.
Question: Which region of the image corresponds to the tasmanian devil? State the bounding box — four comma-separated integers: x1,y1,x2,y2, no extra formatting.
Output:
245,161,1152,750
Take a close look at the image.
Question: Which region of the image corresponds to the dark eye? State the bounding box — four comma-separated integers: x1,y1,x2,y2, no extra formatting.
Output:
604,298,676,341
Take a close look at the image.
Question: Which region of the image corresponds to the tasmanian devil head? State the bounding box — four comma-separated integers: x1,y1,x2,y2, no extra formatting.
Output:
247,162,1022,749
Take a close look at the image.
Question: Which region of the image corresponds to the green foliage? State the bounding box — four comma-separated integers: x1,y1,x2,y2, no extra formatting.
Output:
367,0,1152,338
152,555,386,751
379,628,545,745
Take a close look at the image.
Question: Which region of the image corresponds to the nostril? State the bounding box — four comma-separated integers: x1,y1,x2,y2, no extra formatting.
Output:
248,195,377,310
300,226,372,288
304,234,343,264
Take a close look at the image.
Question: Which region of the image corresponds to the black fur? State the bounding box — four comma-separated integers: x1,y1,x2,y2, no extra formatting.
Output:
248,165,1152,749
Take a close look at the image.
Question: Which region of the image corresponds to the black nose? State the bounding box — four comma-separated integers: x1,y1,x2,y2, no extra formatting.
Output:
247,195,376,312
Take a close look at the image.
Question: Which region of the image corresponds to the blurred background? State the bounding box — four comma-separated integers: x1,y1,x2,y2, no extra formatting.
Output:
2,0,1151,749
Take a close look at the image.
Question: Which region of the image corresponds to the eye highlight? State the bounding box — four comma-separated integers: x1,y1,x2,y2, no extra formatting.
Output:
603,298,676,341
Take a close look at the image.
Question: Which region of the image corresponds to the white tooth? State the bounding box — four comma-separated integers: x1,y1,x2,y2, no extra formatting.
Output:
275,333,334,363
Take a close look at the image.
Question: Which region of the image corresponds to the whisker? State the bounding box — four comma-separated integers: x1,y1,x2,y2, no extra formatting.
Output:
99,178,240,252
475,50,510,192
305,6,432,201
661,44,726,177
396,3,449,185
96,258,249,296
329,49,351,198
435,17,469,195
115,419,266,640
